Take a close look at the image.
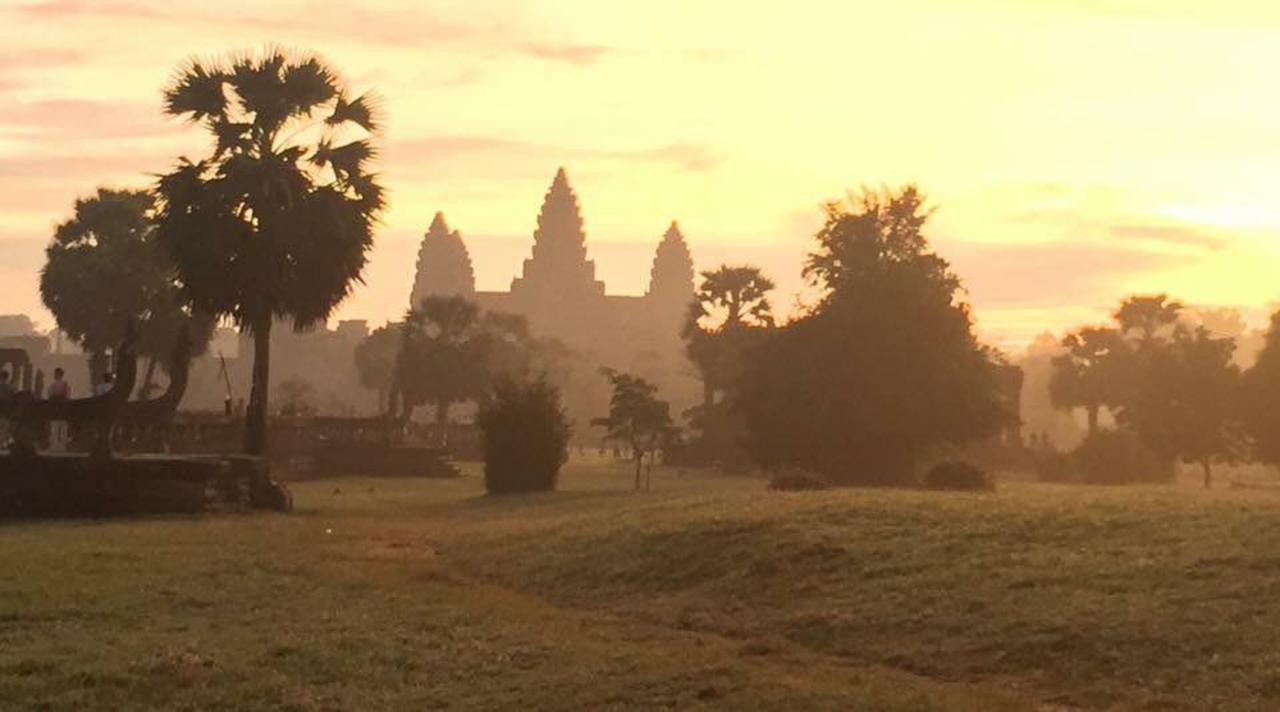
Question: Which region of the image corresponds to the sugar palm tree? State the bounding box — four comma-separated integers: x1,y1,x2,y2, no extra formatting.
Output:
682,265,775,408
688,265,775,331
154,49,384,454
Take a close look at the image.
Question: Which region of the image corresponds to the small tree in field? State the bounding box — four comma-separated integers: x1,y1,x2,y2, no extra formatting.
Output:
477,378,570,494
155,49,383,454
593,369,677,490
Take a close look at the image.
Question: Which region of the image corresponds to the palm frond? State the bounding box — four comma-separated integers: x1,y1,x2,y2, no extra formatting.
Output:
211,119,253,159
281,57,337,117
326,139,377,179
310,138,333,169
328,92,379,132
164,61,228,121
230,52,288,130
346,171,386,215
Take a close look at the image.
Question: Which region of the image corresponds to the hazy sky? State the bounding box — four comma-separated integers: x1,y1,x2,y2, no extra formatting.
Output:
3,0,1280,350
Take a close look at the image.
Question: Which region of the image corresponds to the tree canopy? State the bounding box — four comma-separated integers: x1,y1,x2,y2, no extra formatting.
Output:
738,186,1009,485
1243,311,1280,467
154,49,383,453
1050,295,1247,486
1048,327,1123,435
593,368,677,490
40,187,213,388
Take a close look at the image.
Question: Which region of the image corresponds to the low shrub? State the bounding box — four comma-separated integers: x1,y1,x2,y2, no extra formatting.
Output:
1036,429,1174,485
922,461,994,492
477,378,570,495
768,470,831,492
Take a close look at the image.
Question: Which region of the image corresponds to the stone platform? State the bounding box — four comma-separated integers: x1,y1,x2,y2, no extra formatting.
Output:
0,453,291,519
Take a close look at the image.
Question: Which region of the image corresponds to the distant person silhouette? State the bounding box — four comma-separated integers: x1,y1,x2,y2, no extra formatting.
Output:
94,372,114,397
47,367,70,453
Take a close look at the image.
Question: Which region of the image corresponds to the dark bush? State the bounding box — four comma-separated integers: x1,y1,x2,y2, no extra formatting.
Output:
922,461,994,492
768,469,831,492
477,378,570,495
1036,429,1174,485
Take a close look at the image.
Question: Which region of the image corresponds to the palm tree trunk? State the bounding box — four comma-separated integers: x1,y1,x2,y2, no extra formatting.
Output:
436,400,450,426
88,350,108,390
139,357,158,400
634,449,643,490
244,318,271,455
1202,459,1212,489
1086,404,1099,437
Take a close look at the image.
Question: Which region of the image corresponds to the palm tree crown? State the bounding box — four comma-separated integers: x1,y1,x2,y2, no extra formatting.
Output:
153,49,384,453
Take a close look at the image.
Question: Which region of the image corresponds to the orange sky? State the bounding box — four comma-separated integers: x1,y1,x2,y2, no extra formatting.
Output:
3,0,1280,351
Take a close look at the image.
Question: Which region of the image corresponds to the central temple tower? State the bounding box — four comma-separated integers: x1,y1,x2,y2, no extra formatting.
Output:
509,168,606,307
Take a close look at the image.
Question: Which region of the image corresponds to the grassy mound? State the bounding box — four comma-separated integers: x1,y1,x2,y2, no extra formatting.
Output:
4,459,1280,709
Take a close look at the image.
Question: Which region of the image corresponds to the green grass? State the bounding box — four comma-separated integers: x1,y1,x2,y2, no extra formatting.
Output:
4,458,1280,709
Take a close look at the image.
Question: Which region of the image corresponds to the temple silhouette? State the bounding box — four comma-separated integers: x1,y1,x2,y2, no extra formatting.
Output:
409,168,700,426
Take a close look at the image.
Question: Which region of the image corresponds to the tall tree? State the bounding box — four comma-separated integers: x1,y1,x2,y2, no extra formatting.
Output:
154,50,384,454
680,265,774,471
738,186,1008,485
397,296,485,425
1243,311,1280,468
1114,294,1183,344
1119,327,1243,488
593,368,677,490
1048,327,1123,436
354,322,401,414
683,264,775,408
40,188,212,390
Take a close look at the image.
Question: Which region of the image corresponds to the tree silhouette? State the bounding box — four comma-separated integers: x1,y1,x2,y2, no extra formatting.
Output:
1114,294,1184,344
478,377,570,494
154,50,384,454
1048,327,1123,436
683,264,775,408
593,368,677,490
40,188,212,391
354,322,401,414
1119,327,1243,488
397,296,486,425
738,185,1008,485
680,265,774,471
1244,310,1280,467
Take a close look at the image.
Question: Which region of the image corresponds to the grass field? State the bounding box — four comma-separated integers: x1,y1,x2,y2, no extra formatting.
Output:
4,458,1280,710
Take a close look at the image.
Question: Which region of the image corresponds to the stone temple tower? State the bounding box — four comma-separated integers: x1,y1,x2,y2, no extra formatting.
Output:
410,212,475,309
509,168,606,305
646,221,696,309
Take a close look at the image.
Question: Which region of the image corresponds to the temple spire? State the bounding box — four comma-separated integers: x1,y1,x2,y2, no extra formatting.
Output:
409,211,476,308
647,220,695,305
511,168,603,297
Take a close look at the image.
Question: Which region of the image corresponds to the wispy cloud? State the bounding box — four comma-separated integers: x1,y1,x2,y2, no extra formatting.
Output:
13,0,610,65
943,239,1194,307
520,43,613,66
1107,223,1228,251
385,135,719,177
0,99,177,139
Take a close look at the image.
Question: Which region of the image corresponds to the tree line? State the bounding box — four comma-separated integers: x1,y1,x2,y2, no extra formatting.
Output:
29,47,1280,492
1049,294,1280,487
